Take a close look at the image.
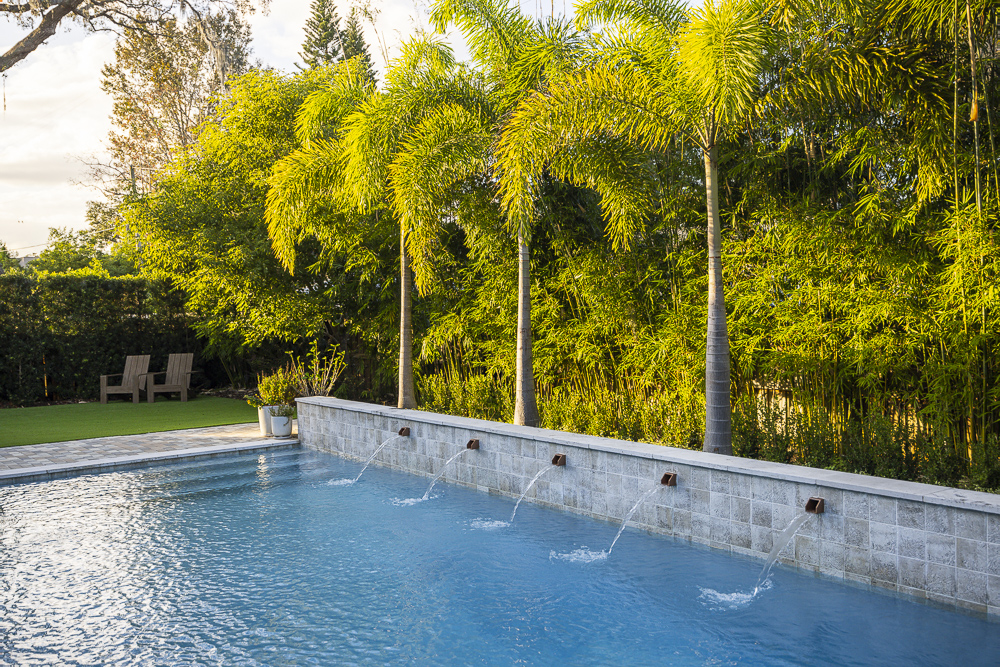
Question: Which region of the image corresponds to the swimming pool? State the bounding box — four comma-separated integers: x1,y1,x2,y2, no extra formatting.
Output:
1,448,997,665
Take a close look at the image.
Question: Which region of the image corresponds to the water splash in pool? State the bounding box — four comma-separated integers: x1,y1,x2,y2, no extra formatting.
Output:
698,512,813,608
470,519,510,530
552,485,664,561
392,496,428,506
421,448,473,501
550,547,608,563
607,486,663,555
753,512,812,592
510,466,556,523
699,580,773,610
350,435,404,484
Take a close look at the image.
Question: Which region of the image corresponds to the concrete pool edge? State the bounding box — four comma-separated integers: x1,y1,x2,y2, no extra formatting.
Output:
297,396,1000,616
0,439,300,486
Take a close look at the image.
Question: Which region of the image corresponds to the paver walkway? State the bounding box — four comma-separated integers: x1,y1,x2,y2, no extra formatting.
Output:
0,423,287,471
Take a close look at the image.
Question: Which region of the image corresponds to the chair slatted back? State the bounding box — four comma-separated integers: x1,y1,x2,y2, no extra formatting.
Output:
123,355,150,388
165,353,194,387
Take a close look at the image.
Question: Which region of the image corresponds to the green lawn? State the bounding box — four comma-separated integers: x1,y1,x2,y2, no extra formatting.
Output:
0,396,257,448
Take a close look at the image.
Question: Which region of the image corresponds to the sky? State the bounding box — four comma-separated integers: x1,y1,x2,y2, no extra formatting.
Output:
0,0,529,256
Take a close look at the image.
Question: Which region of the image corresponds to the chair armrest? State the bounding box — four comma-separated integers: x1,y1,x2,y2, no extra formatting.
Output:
102,373,123,379
146,371,166,378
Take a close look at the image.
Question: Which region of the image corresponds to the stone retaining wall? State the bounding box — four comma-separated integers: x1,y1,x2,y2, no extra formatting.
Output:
297,397,1000,615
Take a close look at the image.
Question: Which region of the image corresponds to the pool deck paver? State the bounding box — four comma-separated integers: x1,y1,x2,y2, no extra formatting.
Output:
0,423,299,484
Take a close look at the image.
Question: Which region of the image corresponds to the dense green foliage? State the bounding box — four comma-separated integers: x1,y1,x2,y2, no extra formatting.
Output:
0,273,198,404
123,66,403,396
121,0,1000,490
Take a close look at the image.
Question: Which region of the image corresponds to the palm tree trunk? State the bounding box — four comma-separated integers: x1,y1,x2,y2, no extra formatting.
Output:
398,228,417,409
703,145,732,454
514,235,539,426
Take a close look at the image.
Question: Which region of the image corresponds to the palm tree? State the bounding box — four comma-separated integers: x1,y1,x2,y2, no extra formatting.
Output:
268,42,491,410
498,0,767,453
429,0,586,426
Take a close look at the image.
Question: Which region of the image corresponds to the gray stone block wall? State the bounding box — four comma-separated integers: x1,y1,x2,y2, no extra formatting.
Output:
297,397,1000,616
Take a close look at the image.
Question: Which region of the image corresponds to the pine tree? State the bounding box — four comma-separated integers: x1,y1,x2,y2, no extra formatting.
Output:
340,8,376,83
298,0,344,69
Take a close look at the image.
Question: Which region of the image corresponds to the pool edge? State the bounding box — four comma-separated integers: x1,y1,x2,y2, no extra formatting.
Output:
0,439,301,486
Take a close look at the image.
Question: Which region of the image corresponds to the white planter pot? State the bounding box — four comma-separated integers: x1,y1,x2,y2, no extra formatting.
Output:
270,415,292,437
258,406,277,436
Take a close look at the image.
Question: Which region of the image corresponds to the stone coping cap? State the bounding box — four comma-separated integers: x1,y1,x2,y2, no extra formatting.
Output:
298,397,1000,515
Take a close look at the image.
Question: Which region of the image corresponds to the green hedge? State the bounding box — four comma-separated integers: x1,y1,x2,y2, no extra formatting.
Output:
0,274,199,404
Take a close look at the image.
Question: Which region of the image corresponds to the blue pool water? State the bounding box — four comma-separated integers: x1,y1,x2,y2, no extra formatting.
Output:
0,448,997,665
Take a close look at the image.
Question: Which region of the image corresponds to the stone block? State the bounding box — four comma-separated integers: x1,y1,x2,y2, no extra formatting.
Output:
751,476,773,503
989,543,1000,576
751,501,772,528
672,487,691,512
752,525,773,554
656,505,673,531
772,480,796,507
845,547,871,577
989,575,1000,607
710,470,732,494
871,551,898,584
731,474,752,499
956,569,988,606
821,514,845,543
689,489,711,516
955,509,987,542
898,556,925,589
710,517,731,544
956,538,988,573
621,474,640,497
816,487,844,516
988,514,1000,545
606,454,624,475
692,512,712,541
732,497,751,524
927,532,957,566
673,509,692,536
731,521,752,549
845,518,870,549
795,535,820,566
689,468,710,490
771,503,797,532
606,473,622,497
897,500,925,530
898,528,926,560
870,522,897,554
926,562,956,598
820,541,845,572
870,496,896,525
710,493,731,520
925,505,954,536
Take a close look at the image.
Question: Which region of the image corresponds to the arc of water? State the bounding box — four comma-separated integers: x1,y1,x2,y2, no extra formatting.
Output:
509,466,555,523
421,448,472,500
754,512,812,593
352,435,403,483
607,486,663,555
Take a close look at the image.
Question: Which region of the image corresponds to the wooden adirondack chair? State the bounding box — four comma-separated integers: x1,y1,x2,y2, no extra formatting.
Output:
100,355,150,404
146,353,195,402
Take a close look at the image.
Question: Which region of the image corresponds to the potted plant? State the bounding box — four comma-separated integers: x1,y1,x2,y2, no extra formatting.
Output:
254,366,299,438
246,392,272,437
268,403,296,438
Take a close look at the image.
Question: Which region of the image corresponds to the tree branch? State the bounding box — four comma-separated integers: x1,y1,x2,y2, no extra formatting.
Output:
0,2,35,13
1,0,87,72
